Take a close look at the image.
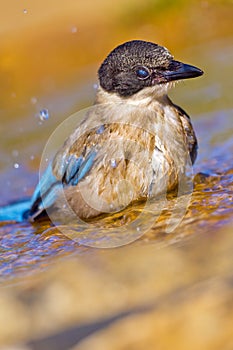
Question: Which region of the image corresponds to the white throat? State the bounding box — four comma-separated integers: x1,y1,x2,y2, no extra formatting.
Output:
96,83,173,107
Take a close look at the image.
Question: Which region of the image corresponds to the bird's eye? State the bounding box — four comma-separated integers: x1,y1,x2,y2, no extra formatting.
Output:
136,67,150,80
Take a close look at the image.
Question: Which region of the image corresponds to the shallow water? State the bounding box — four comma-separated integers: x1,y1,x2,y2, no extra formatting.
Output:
0,37,232,283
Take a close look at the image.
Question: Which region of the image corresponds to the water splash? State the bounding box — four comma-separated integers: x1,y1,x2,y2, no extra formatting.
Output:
12,150,19,157
37,109,50,122
110,159,117,168
71,26,78,33
31,97,37,105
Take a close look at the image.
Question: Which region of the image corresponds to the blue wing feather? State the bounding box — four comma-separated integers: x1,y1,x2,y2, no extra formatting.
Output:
73,151,97,185
30,162,57,206
65,155,83,184
29,149,97,220
38,183,63,211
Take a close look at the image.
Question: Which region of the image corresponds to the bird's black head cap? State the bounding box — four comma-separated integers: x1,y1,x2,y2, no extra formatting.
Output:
98,40,203,97
98,40,173,97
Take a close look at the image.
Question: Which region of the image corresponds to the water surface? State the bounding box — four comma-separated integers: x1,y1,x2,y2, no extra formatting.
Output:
0,38,232,282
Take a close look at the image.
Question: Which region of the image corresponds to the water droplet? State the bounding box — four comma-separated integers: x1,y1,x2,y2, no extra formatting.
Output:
96,125,105,134
14,163,19,169
31,97,37,104
71,26,77,33
93,83,98,90
136,227,140,232
45,158,49,162
110,159,117,168
12,150,19,157
23,9,28,14
39,108,50,121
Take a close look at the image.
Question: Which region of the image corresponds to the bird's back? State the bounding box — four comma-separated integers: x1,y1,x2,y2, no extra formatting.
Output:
29,96,196,222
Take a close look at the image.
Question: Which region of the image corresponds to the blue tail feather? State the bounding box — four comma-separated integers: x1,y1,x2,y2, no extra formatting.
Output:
0,199,31,222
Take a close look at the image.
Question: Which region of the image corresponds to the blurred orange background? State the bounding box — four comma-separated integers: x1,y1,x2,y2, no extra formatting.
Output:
0,0,232,115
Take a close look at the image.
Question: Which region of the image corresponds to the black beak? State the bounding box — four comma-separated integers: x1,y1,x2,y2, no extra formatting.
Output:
163,60,203,82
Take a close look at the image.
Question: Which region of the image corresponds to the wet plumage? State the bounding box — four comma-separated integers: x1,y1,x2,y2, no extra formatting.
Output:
28,40,203,222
